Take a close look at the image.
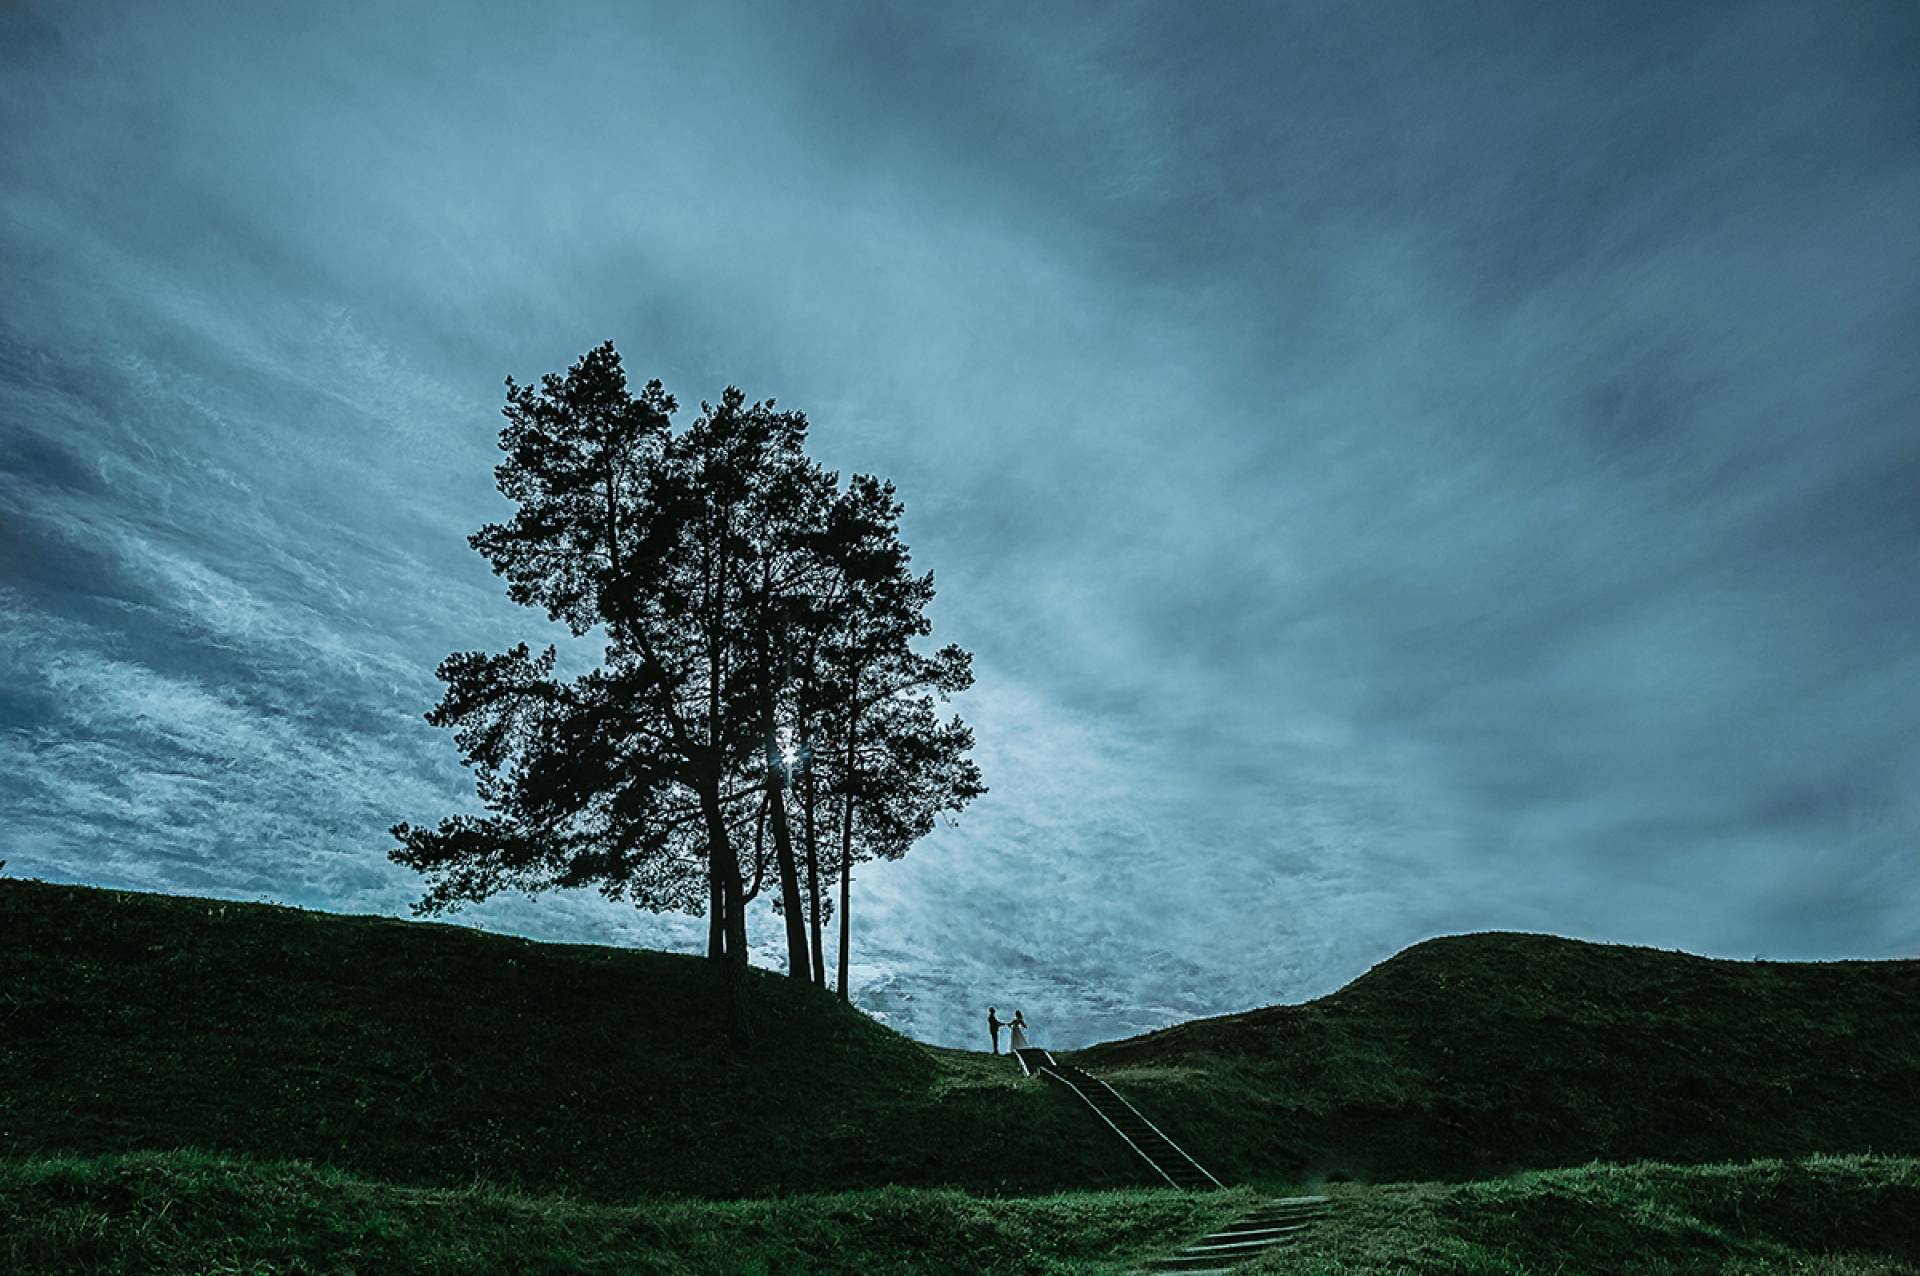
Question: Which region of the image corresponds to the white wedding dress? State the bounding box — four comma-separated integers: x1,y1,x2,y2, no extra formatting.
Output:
1008,1020,1030,1051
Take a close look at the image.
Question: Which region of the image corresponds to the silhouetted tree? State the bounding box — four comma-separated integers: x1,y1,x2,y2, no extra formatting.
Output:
389,347,707,924
392,344,820,1038
796,475,984,998
390,343,980,1034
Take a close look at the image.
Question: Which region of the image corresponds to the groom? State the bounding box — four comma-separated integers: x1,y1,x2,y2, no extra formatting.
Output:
987,1006,1005,1054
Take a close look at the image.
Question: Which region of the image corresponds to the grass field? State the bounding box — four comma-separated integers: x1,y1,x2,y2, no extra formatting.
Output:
7,1151,1916,1274
1,1150,1253,1275
1,878,1150,1200
1265,1154,1920,1275
6,877,1919,1271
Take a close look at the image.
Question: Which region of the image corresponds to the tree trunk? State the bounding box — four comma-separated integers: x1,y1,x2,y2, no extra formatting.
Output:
700,781,753,1044
766,755,811,981
706,841,725,963
803,766,826,988
837,793,855,1002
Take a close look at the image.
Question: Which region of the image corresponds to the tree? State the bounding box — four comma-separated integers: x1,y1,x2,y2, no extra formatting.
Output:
390,343,981,1034
389,346,708,924
796,475,984,998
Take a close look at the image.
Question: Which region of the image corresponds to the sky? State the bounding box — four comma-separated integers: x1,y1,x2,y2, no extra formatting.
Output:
3,0,1917,1050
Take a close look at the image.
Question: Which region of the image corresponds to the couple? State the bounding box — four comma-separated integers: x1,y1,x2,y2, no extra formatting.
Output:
986,1006,1028,1055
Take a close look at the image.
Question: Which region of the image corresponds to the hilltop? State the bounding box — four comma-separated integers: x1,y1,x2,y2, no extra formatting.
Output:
1071,930,1920,1182
0,879,1136,1200
5,879,1918,1200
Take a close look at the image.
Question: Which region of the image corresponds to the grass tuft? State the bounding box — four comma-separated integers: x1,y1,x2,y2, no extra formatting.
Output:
0,1150,1250,1275
1259,1154,1920,1274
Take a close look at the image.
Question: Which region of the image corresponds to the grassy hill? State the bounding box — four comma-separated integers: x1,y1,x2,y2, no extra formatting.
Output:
1254,1154,1920,1275
0,879,1144,1201
6,878,1919,1204
1070,930,1920,1184
3,1150,1246,1276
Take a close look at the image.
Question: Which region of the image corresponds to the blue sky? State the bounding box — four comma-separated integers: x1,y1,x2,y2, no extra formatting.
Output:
3,0,1917,1049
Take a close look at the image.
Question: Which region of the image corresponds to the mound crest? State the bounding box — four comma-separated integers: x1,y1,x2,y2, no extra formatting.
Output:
1070,932,1920,1180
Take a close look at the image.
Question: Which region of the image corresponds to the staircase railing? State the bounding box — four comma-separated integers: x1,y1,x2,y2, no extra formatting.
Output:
1037,1060,1224,1189
1059,1065,1224,1189
1042,1065,1186,1188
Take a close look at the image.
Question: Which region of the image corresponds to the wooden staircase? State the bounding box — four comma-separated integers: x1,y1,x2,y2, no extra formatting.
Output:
1014,1048,1222,1191
1008,1048,1328,1271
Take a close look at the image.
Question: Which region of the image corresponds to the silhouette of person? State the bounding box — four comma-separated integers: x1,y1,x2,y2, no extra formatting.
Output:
987,1006,1005,1054
1009,1010,1029,1053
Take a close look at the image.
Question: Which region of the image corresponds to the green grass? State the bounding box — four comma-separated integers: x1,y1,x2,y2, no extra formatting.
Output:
1068,932,1920,1183
6,878,1919,1207
7,1151,1916,1273
0,1150,1250,1275
1,879,1148,1200
1260,1154,1920,1274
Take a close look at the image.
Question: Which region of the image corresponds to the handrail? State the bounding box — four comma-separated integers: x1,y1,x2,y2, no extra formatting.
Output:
1058,1066,1224,1189
1013,1046,1055,1077
1039,1066,1184,1189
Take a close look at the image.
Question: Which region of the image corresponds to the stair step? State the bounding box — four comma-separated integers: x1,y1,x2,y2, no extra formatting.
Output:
1042,1062,1224,1191
1183,1226,1311,1252
1183,1240,1288,1255
1212,1220,1318,1236
1127,1196,1329,1276
1236,1212,1328,1228
1195,1223,1311,1242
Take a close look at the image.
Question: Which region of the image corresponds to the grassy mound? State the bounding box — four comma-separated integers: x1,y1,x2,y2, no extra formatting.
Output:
9,881,1918,1198
0,880,1149,1199
1271,1154,1920,1274
1070,932,1920,1183
7,1151,1915,1274
0,1149,1248,1275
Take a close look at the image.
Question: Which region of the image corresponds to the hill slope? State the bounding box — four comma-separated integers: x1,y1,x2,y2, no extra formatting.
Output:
1070,931,1920,1182
0,879,1143,1199
7,881,1918,1197
3,1150,1246,1276
12,1150,1918,1275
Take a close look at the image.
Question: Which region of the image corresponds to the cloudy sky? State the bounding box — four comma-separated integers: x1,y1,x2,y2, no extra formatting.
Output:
3,0,1916,1049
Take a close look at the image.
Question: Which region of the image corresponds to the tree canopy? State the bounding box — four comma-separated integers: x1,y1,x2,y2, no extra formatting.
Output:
391,343,982,1036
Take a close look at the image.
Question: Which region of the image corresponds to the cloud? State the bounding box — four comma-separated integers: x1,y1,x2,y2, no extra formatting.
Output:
2,0,1917,1047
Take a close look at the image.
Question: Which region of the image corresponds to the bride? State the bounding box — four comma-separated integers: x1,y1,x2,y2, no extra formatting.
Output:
1008,1010,1029,1052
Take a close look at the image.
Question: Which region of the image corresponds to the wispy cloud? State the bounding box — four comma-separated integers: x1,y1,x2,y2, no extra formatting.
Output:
3,0,1916,1047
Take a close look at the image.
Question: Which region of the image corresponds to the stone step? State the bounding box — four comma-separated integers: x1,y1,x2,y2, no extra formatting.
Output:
1128,1196,1329,1275
1226,1207,1326,1223
1211,1218,1320,1236
1182,1224,1313,1252
1230,1206,1328,1220
1139,1250,1290,1271
1180,1240,1290,1256
1191,1222,1313,1243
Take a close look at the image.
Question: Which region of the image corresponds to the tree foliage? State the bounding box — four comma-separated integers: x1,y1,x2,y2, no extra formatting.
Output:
391,343,981,1033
